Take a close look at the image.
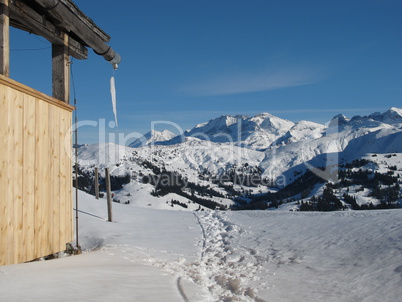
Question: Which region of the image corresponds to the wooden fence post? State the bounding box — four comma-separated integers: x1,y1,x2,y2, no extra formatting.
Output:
105,167,112,222
94,167,99,199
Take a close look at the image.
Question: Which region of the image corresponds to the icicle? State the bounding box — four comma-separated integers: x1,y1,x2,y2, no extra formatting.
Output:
110,75,118,127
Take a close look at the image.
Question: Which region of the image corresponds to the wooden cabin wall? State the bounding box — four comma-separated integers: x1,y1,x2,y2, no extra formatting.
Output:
0,74,74,266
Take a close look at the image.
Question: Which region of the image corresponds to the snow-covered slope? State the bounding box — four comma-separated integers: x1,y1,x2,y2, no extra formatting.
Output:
76,139,265,210
260,109,402,182
77,142,128,167
274,120,326,146
129,129,176,148
1,190,402,301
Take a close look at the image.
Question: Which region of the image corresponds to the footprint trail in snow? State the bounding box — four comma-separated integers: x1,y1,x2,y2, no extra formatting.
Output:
187,211,268,301
99,211,269,301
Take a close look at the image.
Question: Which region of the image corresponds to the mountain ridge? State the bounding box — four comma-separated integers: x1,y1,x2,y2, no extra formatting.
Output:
135,107,402,151
128,129,176,148
76,107,402,211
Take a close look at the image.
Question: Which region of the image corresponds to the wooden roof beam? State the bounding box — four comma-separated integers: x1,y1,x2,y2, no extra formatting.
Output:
34,0,120,68
59,0,109,42
9,0,87,59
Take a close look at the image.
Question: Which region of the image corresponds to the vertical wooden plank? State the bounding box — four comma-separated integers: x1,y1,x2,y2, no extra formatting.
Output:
0,83,8,265
33,98,42,259
34,100,50,259
42,102,51,256
52,33,70,103
59,109,66,249
51,106,61,253
6,84,14,264
22,93,36,263
45,105,55,255
66,111,73,243
13,85,23,263
59,109,66,250
0,0,10,77
59,109,73,249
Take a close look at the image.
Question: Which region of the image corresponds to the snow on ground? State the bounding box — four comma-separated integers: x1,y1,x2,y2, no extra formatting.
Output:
1,190,402,301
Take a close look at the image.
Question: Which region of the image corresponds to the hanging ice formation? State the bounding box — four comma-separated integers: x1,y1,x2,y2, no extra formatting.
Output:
110,75,118,127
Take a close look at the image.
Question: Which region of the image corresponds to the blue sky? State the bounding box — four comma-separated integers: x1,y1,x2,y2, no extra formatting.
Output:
8,0,402,144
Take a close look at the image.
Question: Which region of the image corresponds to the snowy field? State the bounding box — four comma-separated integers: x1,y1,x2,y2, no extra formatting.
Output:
1,190,402,301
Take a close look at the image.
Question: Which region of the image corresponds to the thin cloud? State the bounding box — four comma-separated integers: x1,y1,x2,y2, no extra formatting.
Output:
181,67,326,97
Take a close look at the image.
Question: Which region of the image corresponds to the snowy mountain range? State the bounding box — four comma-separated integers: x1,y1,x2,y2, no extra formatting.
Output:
132,107,402,150
76,107,402,211
153,112,295,150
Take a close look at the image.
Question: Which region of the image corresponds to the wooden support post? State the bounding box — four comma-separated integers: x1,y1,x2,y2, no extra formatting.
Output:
52,33,70,103
105,168,112,222
95,167,99,199
0,0,10,77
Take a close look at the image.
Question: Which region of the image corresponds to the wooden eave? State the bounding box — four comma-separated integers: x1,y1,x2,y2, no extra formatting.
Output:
8,0,120,64
1,0,120,102
58,0,110,43
9,0,87,59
